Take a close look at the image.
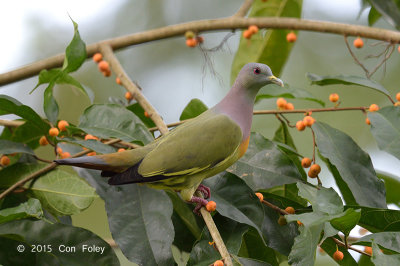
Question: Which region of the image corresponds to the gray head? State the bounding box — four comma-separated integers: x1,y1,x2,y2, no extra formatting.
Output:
234,63,283,91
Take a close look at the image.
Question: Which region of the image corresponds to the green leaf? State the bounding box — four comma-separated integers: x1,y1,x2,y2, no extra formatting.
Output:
79,104,153,144
43,82,59,124
203,172,264,236
256,84,325,106
0,198,43,224
60,137,116,154
330,208,361,236
0,163,97,217
320,237,358,266
232,256,273,266
238,227,278,266
368,0,400,30
229,132,303,190
368,5,382,26
0,219,119,265
0,140,34,155
9,121,43,149
313,122,386,208
187,238,220,266
287,224,323,266
179,98,208,121
307,73,391,97
355,232,400,253
0,95,49,133
231,0,303,82
76,168,174,266
126,103,156,128
62,18,87,73
273,120,296,150
261,203,299,256
346,205,400,232
371,240,400,265
377,171,400,206
369,106,400,161
56,73,88,97
31,68,63,93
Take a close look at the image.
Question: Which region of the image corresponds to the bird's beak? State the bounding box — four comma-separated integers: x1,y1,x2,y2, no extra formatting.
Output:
268,76,284,87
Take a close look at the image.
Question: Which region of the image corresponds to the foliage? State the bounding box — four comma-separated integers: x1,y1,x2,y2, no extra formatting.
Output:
1,2,400,266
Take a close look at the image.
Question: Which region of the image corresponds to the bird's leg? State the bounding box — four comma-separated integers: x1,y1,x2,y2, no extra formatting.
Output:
196,184,211,199
190,196,208,216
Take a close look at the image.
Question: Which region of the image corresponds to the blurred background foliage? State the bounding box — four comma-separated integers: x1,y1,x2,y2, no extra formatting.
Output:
1,0,400,265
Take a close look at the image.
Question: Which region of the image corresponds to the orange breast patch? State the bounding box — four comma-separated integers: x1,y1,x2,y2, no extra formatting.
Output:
238,136,250,158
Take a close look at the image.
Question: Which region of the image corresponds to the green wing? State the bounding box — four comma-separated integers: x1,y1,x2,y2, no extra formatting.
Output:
138,111,242,177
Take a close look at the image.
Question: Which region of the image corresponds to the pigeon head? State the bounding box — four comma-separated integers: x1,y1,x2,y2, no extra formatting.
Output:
235,63,283,91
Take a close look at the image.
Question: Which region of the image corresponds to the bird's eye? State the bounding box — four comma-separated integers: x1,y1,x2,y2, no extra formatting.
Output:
253,68,261,74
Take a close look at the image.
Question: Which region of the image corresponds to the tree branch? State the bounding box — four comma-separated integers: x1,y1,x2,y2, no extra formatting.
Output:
99,43,169,135
0,119,24,127
233,0,254,17
2,17,400,85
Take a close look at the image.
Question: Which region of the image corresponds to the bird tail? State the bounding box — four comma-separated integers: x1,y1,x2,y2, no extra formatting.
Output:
54,155,114,171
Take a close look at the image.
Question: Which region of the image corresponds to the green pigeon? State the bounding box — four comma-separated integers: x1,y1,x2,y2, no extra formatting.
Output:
55,63,283,212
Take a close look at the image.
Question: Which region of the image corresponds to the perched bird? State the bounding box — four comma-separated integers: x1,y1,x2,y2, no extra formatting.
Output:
55,63,283,212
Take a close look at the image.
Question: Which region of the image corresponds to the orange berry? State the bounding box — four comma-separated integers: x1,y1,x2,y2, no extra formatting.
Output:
276,97,287,108
197,36,204,43
213,260,224,266
395,102,400,106
329,93,339,103
92,53,103,63
364,246,372,255
248,25,259,34
102,69,112,77
125,92,133,101
57,147,63,154
255,192,264,202
308,164,321,178
206,201,217,212
296,120,306,131
301,157,312,168
57,120,69,131
284,102,294,110
49,127,59,137
184,31,195,39
395,92,400,101
286,32,297,43
61,152,71,159
144,111,150,118
333,250,344,261
278,215,287,226
303,116,315,127
118,148,125,152
39,136,49,146
116,77,122,85
243,29,252,39
365,117,371,125
369,104,379,112
398,45,400,53
0,155,10,166
186,38,197,47
85,134,98,141
297,220,303,226
98,60,110,72
353,37,364,48
285,206,295,214
87,151,97,156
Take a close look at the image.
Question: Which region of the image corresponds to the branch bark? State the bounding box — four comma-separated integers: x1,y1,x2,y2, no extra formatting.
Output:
2,17,400,85
99,43,169,135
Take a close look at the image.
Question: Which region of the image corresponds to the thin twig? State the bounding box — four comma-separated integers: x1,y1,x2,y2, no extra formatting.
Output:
0,139,121,200
344,35,370,77
99,44,169,135
33,155,53,164
233,0,254,17
367,44,395,79
2,17,400,85
0,119,24,127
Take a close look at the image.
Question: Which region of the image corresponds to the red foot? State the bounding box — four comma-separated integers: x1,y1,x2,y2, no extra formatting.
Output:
196,184,211,199
190,196,208,215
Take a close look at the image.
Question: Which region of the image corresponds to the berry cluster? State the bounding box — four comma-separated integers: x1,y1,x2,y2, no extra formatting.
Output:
184,31,204,48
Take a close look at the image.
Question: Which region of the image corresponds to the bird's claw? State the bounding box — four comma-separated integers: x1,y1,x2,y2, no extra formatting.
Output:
190,196,208,216
196,184,211,199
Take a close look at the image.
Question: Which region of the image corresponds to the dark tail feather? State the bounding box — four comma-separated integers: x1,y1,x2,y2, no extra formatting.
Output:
107,161,171,185
54,156,112,171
